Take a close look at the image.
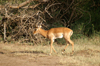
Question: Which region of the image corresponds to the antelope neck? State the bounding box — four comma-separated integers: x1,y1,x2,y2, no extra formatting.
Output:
39,28,48,38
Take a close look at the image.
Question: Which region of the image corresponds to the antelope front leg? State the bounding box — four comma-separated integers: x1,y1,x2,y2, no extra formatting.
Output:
50,39,56,55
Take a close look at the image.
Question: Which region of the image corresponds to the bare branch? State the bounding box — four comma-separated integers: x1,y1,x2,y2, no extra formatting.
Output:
60,0,74,18
45,3,61,18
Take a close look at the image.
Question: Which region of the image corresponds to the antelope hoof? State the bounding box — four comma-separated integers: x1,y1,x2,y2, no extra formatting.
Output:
70,51,74,56
49,53,51,56
62,49,65,54
62,51,64,54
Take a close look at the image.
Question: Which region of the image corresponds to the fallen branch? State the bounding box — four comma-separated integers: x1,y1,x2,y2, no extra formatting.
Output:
9,0,49,9
10,0,31,9
23,3,41,9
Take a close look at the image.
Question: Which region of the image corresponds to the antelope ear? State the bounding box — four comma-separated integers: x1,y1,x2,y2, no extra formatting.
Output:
40,25,42,28
38,25,42,28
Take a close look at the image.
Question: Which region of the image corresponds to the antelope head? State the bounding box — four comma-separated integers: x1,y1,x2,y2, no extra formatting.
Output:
33,22,42,35
33,25,42,35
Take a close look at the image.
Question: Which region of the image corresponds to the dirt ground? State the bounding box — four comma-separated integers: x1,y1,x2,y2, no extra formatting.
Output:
0,42,100,66
0,43,69,66
0,44,58,66
0,53,61,66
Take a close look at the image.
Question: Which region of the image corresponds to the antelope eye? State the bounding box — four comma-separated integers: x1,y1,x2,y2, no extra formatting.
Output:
34,28,38,31
34,29,37,31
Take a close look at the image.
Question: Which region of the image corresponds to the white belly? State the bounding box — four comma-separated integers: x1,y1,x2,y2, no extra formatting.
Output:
52,33,63,42
57,35,63,38
54,33,63,39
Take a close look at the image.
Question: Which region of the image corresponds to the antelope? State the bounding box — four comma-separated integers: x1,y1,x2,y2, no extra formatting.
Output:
33,25,74,55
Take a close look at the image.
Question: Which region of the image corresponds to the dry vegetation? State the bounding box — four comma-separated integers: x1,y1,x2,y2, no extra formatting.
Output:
0,36,100,66
0,0,85,44
0,0,100,66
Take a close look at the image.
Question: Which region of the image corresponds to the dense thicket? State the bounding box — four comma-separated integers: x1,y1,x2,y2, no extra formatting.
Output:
0,0,100,44
74,0,100,36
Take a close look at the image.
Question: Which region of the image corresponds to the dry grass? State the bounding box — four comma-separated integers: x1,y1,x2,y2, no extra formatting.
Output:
0,36,100,66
